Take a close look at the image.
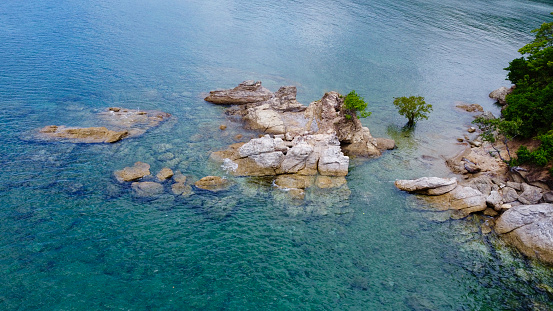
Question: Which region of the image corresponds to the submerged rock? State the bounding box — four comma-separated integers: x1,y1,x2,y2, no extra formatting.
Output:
195,176,233,192
131,181,164,198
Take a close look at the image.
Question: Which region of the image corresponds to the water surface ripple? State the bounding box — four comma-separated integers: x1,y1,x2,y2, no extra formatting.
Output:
1,0,553,310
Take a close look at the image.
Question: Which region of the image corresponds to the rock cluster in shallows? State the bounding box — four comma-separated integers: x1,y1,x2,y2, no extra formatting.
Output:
36,107,171,143
395,175,553,264
205,81,396,199
205,80,395,158
113,162,235,199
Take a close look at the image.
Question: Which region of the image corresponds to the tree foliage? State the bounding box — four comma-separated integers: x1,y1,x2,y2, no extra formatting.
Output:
343,90,371,119
392,96,432,127
503,13,553,137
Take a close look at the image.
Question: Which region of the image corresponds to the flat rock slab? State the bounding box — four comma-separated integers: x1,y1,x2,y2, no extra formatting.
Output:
114,162,151,183
395,177,458,195
496,203,553,264
35,107,171,144
39,126,129,143
204,80,272,104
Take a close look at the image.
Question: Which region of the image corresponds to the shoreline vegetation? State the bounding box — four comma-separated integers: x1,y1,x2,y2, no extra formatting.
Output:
397,14,553,265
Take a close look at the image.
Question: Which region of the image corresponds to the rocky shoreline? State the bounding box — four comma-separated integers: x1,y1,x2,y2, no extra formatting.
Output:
205,80,395,199
396,87,553,265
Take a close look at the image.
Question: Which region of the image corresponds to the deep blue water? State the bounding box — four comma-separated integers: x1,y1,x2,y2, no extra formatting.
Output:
2,0,553,310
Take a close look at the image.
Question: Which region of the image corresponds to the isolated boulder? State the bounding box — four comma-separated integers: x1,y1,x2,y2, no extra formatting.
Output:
489,86,513,105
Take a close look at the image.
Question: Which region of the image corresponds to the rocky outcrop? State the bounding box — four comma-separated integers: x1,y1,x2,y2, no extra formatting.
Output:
211,134,349,177
205,81,394,202
204,80,273,104
36,107,171,143
208,81,393,158
489,86,513,105
39,126,129,143
395,174,546,217
495,204,553,265
446,146,507,176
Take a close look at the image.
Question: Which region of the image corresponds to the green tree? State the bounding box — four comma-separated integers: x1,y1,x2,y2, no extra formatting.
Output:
393,96,432,127
503,13,553,137
343,90,371,119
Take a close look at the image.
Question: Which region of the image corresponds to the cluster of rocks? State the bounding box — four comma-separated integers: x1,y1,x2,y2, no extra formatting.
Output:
113,161,233,199
37,107,171,143
205,81,395,199
205,81,395,158
396,161,553,264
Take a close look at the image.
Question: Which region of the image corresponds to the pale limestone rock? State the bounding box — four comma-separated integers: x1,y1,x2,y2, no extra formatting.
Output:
496,204,553,264
394,177,458,196
318,146,349,176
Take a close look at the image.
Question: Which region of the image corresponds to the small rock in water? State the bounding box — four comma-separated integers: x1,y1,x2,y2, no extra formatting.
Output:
219,124,227,130
114,162,151,183
171,182,192,197
172,171,187,183
468,127,476,133
156,167,174,181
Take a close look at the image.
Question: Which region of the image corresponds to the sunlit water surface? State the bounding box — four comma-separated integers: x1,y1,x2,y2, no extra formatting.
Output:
1,0,553,309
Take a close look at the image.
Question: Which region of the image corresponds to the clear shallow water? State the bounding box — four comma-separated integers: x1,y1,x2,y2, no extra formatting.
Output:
2,0,553,309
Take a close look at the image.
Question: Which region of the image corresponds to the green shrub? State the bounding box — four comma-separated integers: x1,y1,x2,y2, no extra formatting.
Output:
503,14,553,137
516,146,532,164
343,90,371,119
393,96,432,127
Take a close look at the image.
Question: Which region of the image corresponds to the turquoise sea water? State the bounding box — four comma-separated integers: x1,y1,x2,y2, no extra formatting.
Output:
2,0,553,309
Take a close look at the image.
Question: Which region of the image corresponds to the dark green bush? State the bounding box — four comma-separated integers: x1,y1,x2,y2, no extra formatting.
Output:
516,146,532,164
343,90,371,119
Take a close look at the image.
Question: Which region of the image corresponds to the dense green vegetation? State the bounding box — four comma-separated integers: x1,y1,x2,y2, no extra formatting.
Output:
392,96,432,127
503,13,553,137
343,90,371,119
500,14,553,172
